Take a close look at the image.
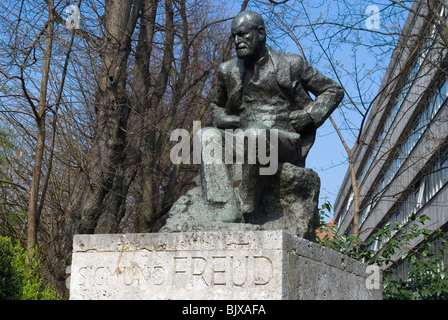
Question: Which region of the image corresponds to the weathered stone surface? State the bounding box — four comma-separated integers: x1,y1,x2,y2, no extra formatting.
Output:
69,231,382,300
252,163,320,241
161,164,320,241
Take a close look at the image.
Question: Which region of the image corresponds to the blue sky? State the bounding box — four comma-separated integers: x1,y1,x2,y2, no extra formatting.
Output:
302,1,410,214
64,0,410,219
223,0,411,218
57,0,410,220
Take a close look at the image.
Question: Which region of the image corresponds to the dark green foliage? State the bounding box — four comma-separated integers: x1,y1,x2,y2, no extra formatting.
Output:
317,201,448,300
383,229,448,300
0,236,59,300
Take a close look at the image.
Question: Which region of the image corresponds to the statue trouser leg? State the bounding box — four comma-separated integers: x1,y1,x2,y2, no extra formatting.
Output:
236,129,302,218
199,128,242,222
198,127,301,223
237,162,266,220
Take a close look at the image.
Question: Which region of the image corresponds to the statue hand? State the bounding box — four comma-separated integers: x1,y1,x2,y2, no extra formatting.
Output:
217,115,241,129
290,109,313,132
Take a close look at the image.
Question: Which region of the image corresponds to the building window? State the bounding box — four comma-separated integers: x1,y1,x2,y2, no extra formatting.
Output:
356,57,420,187
338,191,354,229
370,145,448,253
391,227,448,282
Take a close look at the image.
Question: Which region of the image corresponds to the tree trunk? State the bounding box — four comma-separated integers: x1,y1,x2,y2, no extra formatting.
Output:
27,0,54,254
139,0,175,232
348,155,360,239
329,116,360,240
75,0,141,234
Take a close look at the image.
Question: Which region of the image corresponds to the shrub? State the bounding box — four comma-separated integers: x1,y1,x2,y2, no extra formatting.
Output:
317,201,448,300
0,236,59,300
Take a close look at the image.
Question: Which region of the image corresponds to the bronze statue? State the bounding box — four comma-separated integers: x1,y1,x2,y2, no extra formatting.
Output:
161,11,344,239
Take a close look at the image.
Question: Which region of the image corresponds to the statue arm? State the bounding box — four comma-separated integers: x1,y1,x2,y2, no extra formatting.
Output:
290,56,344,131
211,64,241,129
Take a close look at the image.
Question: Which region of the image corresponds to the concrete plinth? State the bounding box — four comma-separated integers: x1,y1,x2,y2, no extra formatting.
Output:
68,231,382,300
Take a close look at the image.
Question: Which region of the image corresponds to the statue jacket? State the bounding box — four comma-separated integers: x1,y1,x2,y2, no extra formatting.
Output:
211,49,344,162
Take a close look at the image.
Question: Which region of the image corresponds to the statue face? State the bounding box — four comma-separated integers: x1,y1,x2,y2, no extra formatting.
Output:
231,17,265,60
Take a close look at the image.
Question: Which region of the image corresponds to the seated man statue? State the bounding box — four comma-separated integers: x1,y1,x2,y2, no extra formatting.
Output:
162,10,344,238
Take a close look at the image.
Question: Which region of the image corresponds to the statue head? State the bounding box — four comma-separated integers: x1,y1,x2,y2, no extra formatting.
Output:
231,11,266,60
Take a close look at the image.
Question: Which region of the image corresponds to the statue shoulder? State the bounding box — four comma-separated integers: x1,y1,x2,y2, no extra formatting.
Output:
269,50,308,82
269,50,305,65
217,58,240,75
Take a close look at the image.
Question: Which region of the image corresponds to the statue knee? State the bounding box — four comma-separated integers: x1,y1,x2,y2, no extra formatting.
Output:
197,127,222,143
197,127,225,164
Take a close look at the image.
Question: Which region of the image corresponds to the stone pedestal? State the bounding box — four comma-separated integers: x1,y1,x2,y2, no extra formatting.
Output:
69,231,382,300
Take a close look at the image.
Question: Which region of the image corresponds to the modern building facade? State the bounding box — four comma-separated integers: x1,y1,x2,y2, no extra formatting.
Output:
333,1,448,278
